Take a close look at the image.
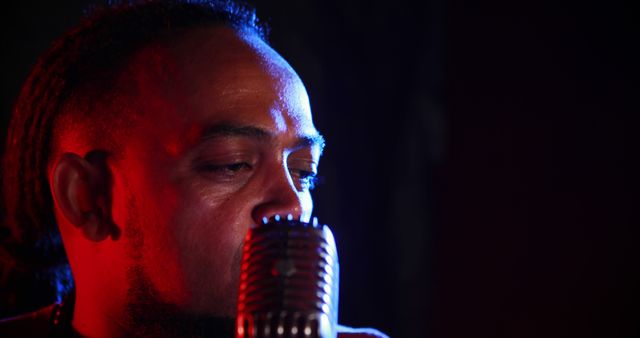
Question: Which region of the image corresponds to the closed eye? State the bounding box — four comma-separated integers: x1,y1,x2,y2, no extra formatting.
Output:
290,169,319,191
198,162,253,176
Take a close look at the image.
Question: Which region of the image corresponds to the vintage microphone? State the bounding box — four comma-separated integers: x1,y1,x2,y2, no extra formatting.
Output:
236,214,340,338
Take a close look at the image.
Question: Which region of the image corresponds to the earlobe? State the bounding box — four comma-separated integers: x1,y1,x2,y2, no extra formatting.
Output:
80,213,112,242
51,152,116,242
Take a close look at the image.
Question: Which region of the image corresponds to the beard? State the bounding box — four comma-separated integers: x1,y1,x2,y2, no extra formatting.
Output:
124,264,235,338
122,195,239,338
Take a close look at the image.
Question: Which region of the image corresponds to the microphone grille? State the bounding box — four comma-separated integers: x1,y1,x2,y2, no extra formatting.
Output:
236,216,339,338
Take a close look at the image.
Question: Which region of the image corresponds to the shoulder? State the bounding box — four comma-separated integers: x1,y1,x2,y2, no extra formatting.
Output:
337,324,390,338
0,303,57,338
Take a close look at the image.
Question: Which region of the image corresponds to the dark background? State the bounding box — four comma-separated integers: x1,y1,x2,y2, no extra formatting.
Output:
1,1,636,338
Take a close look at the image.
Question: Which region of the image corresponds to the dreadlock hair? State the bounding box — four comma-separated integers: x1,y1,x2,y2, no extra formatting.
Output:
0,0,267,315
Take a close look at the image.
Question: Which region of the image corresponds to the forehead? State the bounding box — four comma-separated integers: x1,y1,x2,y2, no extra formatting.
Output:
122,26,314,138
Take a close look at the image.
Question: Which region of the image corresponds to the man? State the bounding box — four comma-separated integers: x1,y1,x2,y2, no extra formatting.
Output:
0,1,386,337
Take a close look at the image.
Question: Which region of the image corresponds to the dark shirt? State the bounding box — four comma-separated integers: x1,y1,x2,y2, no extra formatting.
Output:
0,302,387,337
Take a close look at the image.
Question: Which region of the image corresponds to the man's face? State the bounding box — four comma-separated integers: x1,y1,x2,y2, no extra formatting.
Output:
109,26,323,318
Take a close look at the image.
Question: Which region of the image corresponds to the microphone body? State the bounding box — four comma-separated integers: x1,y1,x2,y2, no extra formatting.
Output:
236,216,339,338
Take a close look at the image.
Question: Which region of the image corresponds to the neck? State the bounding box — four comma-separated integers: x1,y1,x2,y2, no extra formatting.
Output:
71,284,128,338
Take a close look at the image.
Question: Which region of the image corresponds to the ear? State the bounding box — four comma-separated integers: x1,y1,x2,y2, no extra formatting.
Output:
51,152,118,241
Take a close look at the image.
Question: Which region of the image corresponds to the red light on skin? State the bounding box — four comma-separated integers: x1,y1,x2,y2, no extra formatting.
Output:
163,124,204,157
164,140,181,157
185,124,203,145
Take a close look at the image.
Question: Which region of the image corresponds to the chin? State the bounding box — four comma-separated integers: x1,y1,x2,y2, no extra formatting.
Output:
185,279,239,318
191,298,237,319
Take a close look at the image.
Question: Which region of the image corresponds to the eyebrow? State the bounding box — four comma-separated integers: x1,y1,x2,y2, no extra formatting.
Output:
201,124,326,153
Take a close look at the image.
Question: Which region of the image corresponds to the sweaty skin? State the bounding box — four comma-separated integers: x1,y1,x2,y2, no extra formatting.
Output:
51,26,323,337
50,25,387,338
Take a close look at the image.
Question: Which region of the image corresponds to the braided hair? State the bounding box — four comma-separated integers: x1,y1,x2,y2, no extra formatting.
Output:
0,0,267,315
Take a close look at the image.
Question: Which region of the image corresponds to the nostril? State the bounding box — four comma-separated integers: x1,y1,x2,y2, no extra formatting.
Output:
250,188,307,226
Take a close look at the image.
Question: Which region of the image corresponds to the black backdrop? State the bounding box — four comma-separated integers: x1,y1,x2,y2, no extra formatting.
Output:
1,1,636,338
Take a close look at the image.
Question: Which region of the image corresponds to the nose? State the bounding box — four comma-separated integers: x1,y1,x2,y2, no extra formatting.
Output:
250,167,311,225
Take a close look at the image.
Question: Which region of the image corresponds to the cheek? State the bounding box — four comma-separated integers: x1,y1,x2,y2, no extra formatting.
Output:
123,164,189,303
170,180,251,308
174,180,246,249
113,141,192,302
